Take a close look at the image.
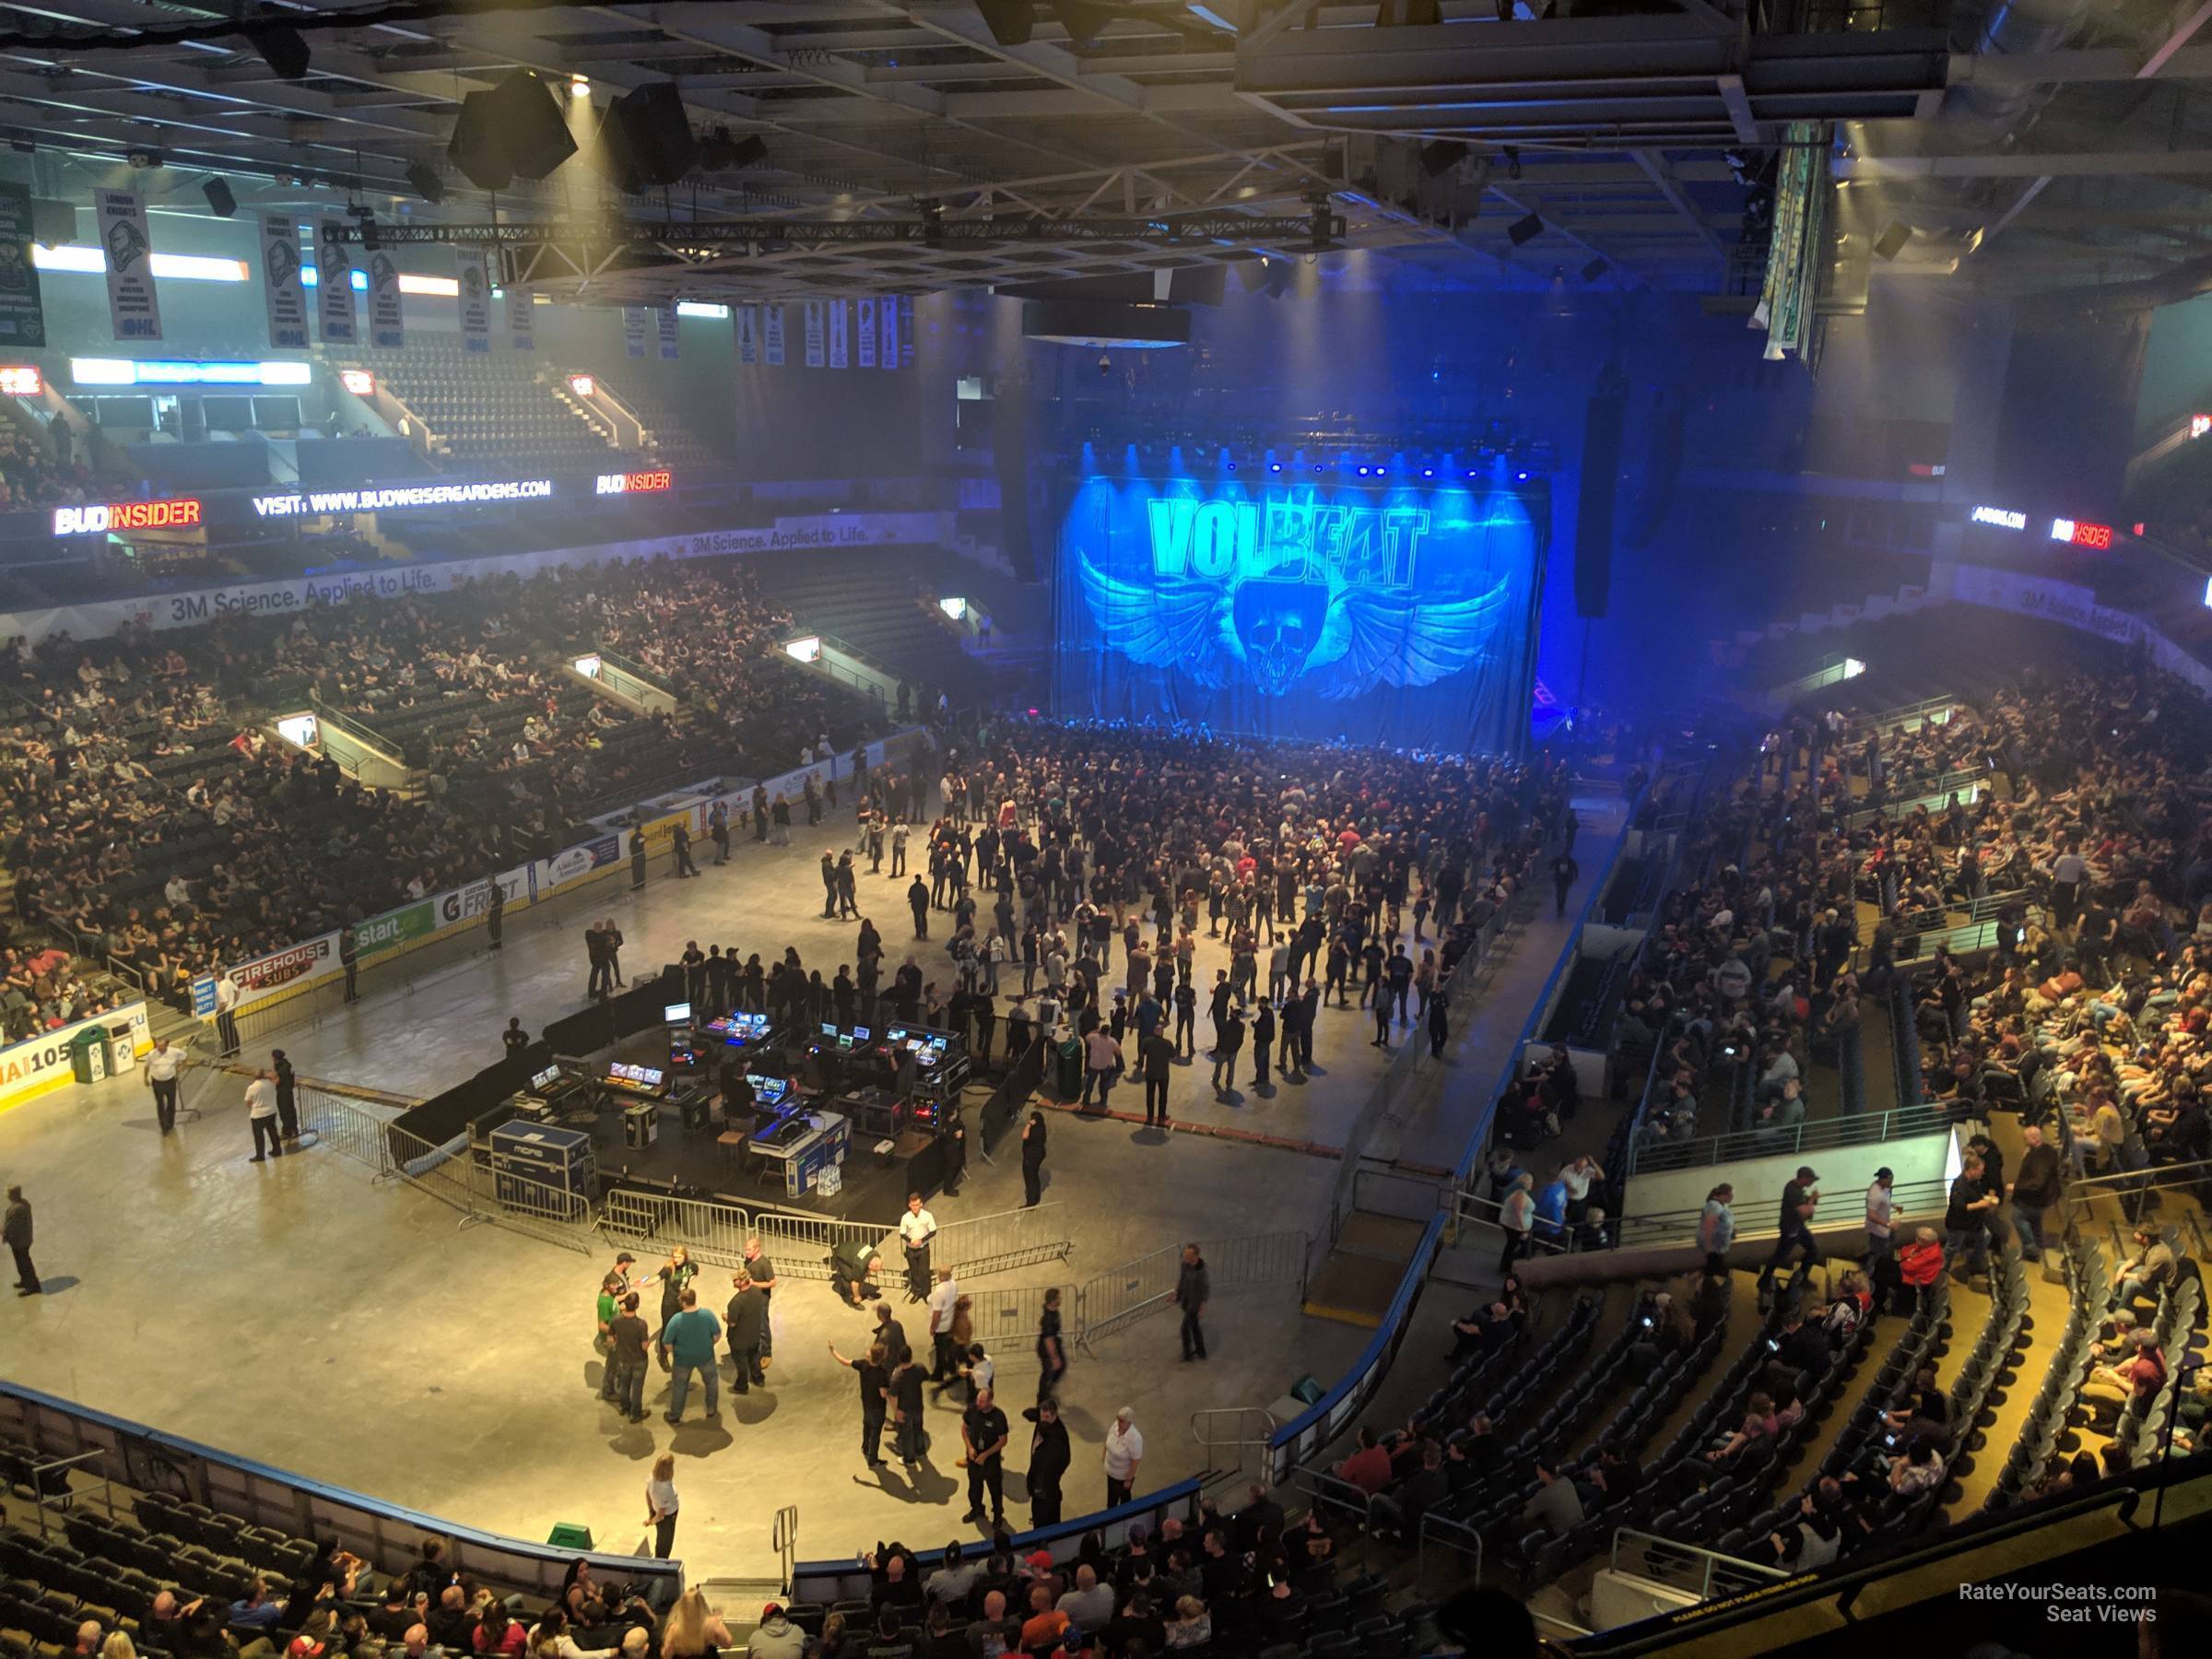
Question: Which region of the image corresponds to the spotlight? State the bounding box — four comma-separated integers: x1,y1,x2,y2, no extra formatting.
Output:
125,146,164,171
351,206,382,253
1581,256,1608,283
202,177,236,218
251,25,311,82
1269,464,1282,473
1097,351,1111,377
1422,467,1434,477
1503,145,1521,180
1508,212,1543,247
570,75,591,100
1418,140,1463,179
405,162,447,205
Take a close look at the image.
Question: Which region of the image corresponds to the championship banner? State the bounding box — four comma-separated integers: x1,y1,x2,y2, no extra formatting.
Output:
623,307,647,359
455,250,492,354
856,297,877,368
804,300,825,367
880,295,899,371
315,222,357,343
94,189,161,342
764,303,785,365
506,284,535,350
259,214,308,350
656,304,679,360
0,181,47,348
735,304,759,366
367,251,405,349
827,299,848,369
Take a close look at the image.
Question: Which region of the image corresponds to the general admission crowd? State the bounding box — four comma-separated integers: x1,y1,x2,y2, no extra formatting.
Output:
0,556,876,1018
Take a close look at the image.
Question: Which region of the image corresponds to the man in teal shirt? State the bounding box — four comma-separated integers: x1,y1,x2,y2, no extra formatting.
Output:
658,1288,723,1424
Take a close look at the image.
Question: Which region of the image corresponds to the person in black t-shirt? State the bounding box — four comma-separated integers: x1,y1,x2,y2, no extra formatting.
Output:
889,1354,927,1469
606,1293,652,1424
830,1338,892,1467
501,1018,529,1062
960,1388,1009,1528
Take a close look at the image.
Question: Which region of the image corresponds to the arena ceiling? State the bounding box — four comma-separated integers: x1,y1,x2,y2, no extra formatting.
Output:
1,0,2210,306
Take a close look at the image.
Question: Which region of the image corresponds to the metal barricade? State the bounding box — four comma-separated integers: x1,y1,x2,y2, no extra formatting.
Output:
935,1202,1074,1277
1074,1230,1309,1354
294,1086,401,1174
387,1124,600,1254
748,1210,898,1282
962,1284,1065,1351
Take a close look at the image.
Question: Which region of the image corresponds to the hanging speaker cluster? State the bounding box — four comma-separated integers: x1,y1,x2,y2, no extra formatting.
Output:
592,82,700,194
446,70,576,193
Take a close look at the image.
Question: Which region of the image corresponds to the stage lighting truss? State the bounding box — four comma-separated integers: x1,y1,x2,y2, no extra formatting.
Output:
315,210,1346,285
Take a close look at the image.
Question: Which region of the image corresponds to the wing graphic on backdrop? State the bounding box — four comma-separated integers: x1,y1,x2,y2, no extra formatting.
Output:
1307,575,1512,700
1077,553,1236,688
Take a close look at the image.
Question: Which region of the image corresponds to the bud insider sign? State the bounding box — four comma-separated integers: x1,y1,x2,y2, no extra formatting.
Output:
53,496,203,536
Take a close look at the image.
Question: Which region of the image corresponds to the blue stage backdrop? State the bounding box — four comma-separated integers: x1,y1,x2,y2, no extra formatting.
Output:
1053,459,1545,752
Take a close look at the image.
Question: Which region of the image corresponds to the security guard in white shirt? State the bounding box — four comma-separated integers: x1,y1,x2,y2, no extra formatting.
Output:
144,1037,185,1135
898,1193,936,1302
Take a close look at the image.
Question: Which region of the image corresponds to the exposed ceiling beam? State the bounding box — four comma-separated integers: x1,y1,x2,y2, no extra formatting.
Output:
2140,0,2212,79
1842,148,2212,180
1630,147,1726,260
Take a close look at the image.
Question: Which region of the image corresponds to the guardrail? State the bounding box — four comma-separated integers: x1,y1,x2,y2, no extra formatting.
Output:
1609,1175,1954,1253
1190,1406,1278,1485
0,1380,678,1605
1626,1098,1972,1173
1074,1230,1309,1355
1608,1526,1787,1602
307,695,407,765
1846,693,1960,735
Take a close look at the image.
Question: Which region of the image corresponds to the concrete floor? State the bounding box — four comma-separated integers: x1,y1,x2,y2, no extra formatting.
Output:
0,782,1615,1583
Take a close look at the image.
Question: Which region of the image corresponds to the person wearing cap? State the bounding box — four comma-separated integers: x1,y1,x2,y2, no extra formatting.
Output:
743,1603,801,1659
1864,1169,1895,1265
1103,1406,1145,1509
1759,1166,1820,1297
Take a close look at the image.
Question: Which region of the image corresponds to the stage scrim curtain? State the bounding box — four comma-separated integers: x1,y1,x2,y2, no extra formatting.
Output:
1052,466,1541,755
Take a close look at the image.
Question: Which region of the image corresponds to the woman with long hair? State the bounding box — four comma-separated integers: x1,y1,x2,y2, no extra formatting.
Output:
658,1587,732,1659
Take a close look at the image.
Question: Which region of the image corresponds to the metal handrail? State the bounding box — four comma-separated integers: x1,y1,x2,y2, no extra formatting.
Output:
308,694,407,764
1845,693,1961,735
1190,1406,1278,1483
1609,1176,1954,1253
1608,1526,1788,1600
1453,1188,1574,1253
1416,1508,1485,1595
1626,1099,1972,1173
590,645,677,696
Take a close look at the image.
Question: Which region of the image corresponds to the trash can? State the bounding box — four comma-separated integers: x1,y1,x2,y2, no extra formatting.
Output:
105,1021,138,1076
1054,1036,1083,1100
544,1523,594,1550
68,1026,108,1085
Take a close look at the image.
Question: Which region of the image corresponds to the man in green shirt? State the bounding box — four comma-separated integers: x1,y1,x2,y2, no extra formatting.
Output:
595,1270,622,1402
658,1288,723,1424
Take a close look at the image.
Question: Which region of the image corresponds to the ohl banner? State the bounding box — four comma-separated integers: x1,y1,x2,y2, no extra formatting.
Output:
1053,463,1542,752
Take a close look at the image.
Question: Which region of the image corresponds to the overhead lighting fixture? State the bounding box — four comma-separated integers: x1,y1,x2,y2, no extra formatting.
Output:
339,369,375,395
676,300,729,319
1503,145,1521,180
201,178,236,219
0,366,42,396
404,162,447,206
396,273,459,297
567,373,596,397
32,245,248,282
1873,221,1912,261
251,25,311,81
125,146,164,171
570,75,591,100
1580,256,1608,283
1508,212,1543,246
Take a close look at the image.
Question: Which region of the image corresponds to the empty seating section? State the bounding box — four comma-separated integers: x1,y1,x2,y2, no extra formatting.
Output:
572,371,722,475
747,547,1000,698
347,344,623,468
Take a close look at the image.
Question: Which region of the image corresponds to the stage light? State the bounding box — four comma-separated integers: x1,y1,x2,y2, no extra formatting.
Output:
1357,465,1371,476
1508,213,1543,247
1504,146,1522,181
570,75,591,99
2192,413,2211,440
339,369,375,395
1422,467,1434,477
125,146,164,171
252,25,311,80
1269,464,1281,473
405,162,448,206
0,366,41,396
568,373,596,397
202,178,237,219
1515,470,1529,480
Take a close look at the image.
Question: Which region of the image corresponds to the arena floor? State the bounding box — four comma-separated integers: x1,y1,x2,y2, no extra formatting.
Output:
0,782,1621,1581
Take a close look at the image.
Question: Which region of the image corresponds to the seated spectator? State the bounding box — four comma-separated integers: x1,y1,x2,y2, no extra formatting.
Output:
2112,1227,2178,1309
1519,1461,1583,1538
